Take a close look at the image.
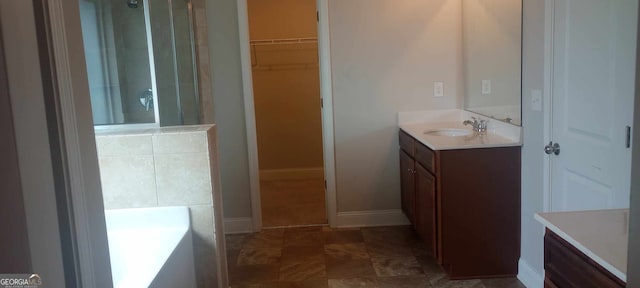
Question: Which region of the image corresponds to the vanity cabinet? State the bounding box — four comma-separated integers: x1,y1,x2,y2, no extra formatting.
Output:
544,229,625,288
400,131,437,258
400,150,416,223
415,163,437,257
399,129,520,279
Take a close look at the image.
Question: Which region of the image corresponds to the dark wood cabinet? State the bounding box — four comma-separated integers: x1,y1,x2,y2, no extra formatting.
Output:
544,229,625,288
400,150,416,224
398,129,520,279
415,163,437,258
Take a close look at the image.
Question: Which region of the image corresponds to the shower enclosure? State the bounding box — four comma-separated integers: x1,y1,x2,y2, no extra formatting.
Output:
79,0,200,126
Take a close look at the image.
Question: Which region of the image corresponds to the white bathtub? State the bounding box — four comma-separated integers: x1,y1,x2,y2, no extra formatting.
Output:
105,207,197,288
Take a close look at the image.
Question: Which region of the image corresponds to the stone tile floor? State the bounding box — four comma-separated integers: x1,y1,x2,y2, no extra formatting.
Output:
225,225,525,288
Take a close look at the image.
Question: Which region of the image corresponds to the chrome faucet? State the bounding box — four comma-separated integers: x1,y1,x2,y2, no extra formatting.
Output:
139,88,154,112
463,117,488,133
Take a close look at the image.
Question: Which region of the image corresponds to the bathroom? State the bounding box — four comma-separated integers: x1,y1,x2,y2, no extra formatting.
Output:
0,0,639,288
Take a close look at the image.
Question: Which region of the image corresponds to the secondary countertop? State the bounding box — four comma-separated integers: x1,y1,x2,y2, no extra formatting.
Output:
535,209,629,282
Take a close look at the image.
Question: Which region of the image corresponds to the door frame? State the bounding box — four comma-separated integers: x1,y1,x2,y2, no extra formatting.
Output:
1,0,113,286
35,0,114,286
542,0,555,212
236,0,337,231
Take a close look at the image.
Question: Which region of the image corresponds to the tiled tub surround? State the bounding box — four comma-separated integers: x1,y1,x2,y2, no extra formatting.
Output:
398,109,521,150
95,125,227,288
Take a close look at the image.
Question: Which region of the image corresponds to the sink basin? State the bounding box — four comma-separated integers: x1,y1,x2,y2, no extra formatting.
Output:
423,128,473,137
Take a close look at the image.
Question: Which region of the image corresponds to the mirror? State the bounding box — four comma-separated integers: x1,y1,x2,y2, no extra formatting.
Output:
462,0,522,126
78,0,201,126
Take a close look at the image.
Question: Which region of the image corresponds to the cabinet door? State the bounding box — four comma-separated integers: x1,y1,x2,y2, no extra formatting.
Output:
400,150,416,224
416,164,437,257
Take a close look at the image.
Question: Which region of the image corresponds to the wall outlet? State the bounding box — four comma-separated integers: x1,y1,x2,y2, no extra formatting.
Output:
482,80,491,95
434,82,444,97
531,90,542,112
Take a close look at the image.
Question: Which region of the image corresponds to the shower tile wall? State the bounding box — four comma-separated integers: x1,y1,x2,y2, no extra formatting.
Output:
95,125,228,288
192,0,214,124
111,2,155,123
171,0,199,125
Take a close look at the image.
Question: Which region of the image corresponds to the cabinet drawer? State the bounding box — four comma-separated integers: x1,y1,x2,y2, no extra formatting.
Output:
544,230,625,288
399,130,415,156
415,142,435,173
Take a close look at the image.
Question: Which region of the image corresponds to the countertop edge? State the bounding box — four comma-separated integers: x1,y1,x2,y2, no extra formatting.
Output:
399,126,522,151
534,213,627,282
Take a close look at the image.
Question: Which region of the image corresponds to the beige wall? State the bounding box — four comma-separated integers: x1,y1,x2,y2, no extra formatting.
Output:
95,125,227,288
248,0,323,171
207,0,464,218
206,0,253,219
519,0,547,281
329,0,462,212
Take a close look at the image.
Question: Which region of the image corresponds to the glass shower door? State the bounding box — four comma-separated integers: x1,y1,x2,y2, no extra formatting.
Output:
79,0,200,127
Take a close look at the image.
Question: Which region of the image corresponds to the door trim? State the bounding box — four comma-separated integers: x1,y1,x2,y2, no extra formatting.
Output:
34,0,113,285
2,0,113,286
317,0,338,228
236,0,337,231
543,0,555,212
236,0,263,231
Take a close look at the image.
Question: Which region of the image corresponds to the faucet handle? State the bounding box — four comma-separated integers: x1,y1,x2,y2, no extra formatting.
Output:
478,119,489,131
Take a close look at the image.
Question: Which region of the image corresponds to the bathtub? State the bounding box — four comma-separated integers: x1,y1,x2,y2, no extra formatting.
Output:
105,207,197,288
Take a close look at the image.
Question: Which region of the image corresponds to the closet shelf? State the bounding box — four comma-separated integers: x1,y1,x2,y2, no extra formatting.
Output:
250,37,318,46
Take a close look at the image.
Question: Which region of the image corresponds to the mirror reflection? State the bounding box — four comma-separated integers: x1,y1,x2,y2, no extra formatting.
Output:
79,0,200,126
462,0,522,126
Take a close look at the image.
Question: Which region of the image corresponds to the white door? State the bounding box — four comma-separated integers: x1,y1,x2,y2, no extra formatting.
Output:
550,0,637,211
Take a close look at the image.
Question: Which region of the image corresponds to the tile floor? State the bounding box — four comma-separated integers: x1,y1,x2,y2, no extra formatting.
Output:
225,225,525,288
260,179,327,227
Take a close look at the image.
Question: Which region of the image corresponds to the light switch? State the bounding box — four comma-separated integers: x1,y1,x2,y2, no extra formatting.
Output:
531,90,542,112
434,82,444,97
482,80,491,95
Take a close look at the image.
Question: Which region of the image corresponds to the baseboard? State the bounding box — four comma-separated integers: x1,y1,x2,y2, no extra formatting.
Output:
517,259,544,288
223,217,254,234
259,167,324,181
335,209,410,228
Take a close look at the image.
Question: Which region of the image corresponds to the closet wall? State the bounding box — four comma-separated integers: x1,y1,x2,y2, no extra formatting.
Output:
247,0,323,172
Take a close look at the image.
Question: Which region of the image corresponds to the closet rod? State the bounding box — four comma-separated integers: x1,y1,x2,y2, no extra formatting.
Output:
250,37,318,46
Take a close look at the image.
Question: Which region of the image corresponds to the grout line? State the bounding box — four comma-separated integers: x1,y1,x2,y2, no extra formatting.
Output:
150,136,160,206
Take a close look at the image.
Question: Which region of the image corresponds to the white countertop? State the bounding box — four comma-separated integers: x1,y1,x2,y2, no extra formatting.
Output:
400,121,520,150
535,209,629,282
